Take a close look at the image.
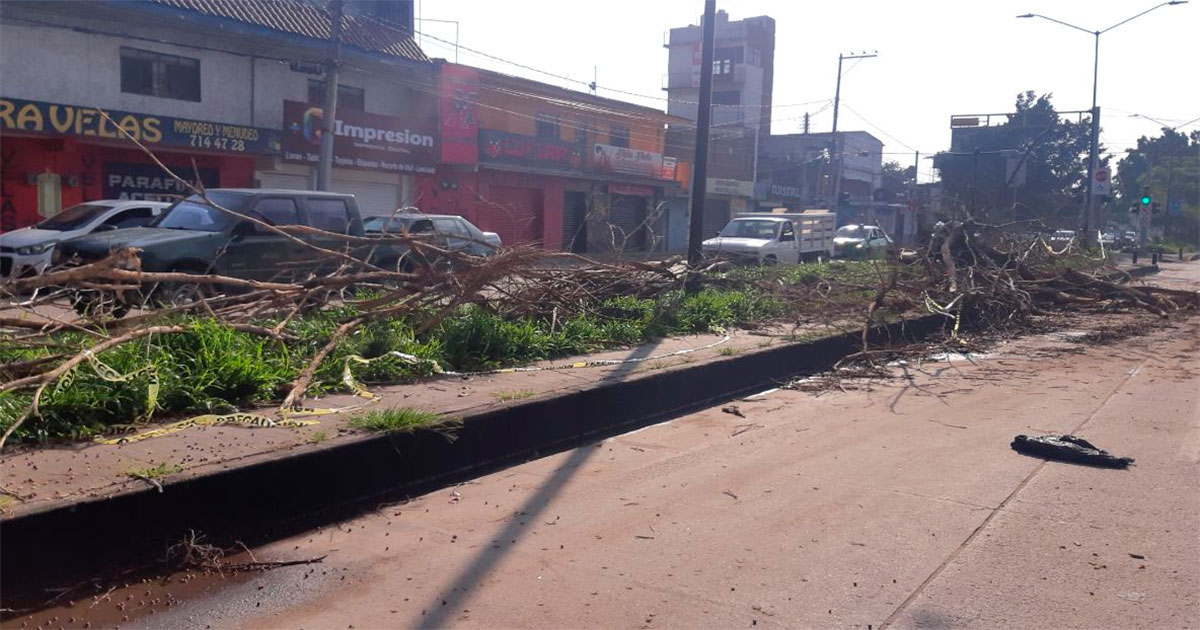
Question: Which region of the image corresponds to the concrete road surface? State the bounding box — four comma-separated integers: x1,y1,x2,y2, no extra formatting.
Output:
76,307,1188,630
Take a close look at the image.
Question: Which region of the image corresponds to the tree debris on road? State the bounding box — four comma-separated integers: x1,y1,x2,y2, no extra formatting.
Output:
1010,434,1135,469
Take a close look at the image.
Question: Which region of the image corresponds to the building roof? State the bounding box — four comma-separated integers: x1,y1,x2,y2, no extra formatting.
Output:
147,0,428,62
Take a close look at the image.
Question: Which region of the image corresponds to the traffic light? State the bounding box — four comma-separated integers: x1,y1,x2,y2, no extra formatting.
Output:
1140,186,1152,207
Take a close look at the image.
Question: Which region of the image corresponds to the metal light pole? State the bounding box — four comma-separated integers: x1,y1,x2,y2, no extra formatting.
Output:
829,52,875,212
1017,1,1188,247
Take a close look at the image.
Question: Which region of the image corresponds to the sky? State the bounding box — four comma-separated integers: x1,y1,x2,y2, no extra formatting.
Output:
413,0,1198,183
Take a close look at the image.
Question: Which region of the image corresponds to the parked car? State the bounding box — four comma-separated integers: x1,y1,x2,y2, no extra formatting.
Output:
1100,231,1117,246
1048,229,1076,245
362,212,501,268
0,200,167,278
833,224,891,259
702,211,836,265
56,189,365,310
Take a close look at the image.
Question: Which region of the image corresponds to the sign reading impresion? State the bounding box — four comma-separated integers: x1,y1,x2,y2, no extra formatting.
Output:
282,100,438,174
0,97,279,154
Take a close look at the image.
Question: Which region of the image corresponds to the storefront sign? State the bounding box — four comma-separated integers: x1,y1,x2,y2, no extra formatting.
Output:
661,156,678,180
480,129,583,171
440,64,480,165
593,143,666,179
706,178,754,197
609,184,655,197
102,162,218,201
0,97,279,155
282,100,438,174
768,182,803,199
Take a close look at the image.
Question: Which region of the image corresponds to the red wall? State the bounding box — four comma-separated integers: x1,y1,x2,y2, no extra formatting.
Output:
415,166,566,250
1,135,253,231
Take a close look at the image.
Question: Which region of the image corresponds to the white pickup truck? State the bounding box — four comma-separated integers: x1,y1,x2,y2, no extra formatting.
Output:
702,210,836,265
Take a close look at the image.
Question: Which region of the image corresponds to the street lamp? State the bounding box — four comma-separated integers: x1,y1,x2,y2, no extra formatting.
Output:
1017,1,1188,247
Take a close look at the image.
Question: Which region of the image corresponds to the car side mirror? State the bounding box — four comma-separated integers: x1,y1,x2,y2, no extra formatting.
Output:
94,223,118,232
231,220,254,242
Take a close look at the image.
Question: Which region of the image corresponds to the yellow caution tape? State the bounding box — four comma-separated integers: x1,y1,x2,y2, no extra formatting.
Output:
924,294,966,343
95,412,319,445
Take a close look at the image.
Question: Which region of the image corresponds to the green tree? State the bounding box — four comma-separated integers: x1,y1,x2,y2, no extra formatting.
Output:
935,91,1097,225
1115,129,1199,244
877,160,915,201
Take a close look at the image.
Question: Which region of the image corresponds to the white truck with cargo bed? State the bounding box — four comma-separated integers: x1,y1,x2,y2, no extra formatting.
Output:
701,209,836,265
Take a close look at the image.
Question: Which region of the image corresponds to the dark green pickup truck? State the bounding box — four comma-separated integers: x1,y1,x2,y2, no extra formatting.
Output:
57,189,384,312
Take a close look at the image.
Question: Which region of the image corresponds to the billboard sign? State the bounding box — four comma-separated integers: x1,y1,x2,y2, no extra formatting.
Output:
282,100,438,174
439,64,479,165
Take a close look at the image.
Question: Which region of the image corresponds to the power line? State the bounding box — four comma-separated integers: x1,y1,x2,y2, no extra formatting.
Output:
838,101,924,153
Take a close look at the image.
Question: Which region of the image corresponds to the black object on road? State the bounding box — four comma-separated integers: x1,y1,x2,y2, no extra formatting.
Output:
1011,434,1134,469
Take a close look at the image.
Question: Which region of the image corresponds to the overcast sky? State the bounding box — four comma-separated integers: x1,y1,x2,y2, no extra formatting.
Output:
414,0,1197,183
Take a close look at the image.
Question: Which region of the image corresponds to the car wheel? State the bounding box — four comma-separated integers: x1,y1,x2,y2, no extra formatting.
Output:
156,280,212,308
761,255,778,266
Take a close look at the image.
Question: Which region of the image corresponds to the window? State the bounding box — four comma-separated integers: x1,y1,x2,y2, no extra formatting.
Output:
307,80,365,111
779,222,795,242
433,218,468,236
307,198,352,234
103,207,158,229
712,91,740,106
248,198,299,234
120,47,201,101
609,125,630,148
713,47,741,75
535,114,559,139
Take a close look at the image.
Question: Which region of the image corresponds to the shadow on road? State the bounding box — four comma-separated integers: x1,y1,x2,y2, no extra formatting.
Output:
415,442,599,628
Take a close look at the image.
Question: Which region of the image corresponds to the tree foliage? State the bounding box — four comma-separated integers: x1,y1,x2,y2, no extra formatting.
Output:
936,91,1096,225
1115,128,1200,243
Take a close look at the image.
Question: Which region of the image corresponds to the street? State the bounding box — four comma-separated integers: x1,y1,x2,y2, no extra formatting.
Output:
49,301,1188,629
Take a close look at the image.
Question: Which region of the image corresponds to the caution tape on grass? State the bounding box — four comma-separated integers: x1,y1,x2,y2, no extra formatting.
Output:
95,413,319,445
923,293,965,342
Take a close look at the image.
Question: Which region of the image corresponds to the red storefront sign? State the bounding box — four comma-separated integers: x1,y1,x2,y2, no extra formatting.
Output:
480,129,584,171
439,64,480,165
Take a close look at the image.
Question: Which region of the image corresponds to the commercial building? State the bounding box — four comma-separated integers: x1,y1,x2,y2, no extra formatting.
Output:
662,10,776,244
0,0,429,230
414,66,684,253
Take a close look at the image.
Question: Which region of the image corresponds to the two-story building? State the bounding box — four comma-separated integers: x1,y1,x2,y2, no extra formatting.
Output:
414,66,685,254
0,0,431,231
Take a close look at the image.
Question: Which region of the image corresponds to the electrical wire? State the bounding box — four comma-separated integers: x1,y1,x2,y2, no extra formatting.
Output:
838,101,925,153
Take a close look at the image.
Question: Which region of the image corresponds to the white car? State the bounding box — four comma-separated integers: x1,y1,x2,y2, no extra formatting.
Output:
1,200,168,278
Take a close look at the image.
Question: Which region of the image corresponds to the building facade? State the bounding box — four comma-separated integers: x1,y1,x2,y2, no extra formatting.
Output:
661,10,776,247
0,0,430,230
413,66,684,253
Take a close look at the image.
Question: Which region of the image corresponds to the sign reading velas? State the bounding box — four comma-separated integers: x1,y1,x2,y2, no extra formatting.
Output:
0,97,279,155
103,162,218,201
479,129,583,171
282,100,438,174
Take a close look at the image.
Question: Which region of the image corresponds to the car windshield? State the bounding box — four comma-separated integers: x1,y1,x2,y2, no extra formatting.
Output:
36,204,113,231
154,192,251,232
836,226,868,239
720,220,780,239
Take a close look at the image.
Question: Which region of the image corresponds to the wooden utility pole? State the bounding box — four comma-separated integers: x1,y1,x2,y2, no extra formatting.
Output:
686,0,717,266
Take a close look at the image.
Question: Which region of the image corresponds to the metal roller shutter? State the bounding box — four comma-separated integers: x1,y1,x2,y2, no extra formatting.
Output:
480,186,543,246
609,194,648,252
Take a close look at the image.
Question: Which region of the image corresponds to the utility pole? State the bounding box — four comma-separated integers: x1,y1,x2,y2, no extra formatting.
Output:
316,0,344,191
802,112,809,134
686,0,717,267
829,51,876,212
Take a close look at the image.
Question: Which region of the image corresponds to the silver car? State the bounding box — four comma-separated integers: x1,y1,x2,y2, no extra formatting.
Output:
1,200,168,278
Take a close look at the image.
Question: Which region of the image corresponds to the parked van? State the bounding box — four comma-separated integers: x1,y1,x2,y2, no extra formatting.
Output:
701,209,835,265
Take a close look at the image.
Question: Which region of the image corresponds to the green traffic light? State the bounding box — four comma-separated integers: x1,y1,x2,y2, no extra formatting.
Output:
1141,196,1152,206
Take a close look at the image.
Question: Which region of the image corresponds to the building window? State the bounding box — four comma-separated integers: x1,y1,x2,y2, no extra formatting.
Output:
713,46,742,75
307,80,365,111
712,91,740,106
610,125,630,148
120,47,201,101
747,48,762,67
535,114,559,139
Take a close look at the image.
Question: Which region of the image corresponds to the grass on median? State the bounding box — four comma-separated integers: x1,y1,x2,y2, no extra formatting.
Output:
0,263,820,445
347,407,444,434
491,389,536,402
126,461,183,480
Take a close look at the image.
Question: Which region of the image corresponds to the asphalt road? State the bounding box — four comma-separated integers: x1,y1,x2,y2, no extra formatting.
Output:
8,262,1198,630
